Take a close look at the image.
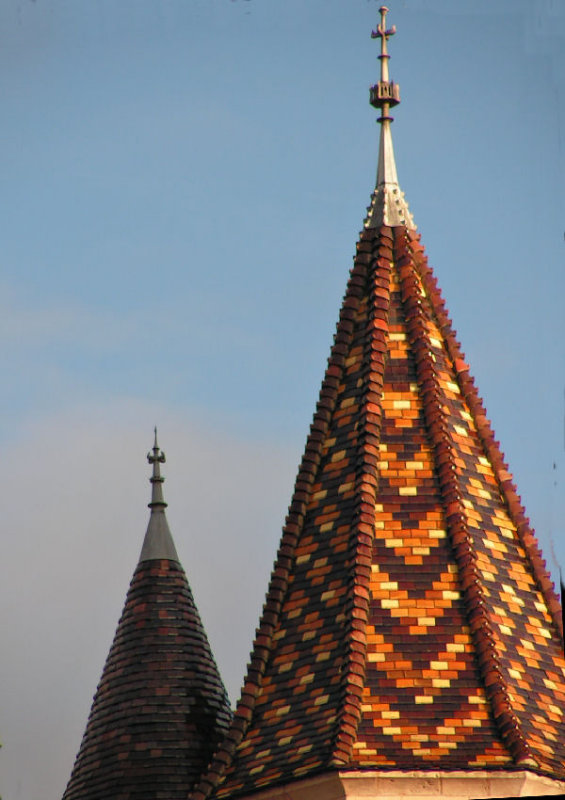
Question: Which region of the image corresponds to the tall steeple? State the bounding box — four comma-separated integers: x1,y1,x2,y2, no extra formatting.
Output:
194,9,565,800
63,435,232,800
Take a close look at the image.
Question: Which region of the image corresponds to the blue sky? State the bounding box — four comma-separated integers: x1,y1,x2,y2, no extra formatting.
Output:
1,1,565,798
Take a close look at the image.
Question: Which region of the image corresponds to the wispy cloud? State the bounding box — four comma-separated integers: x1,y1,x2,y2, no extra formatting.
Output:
0,284,148,352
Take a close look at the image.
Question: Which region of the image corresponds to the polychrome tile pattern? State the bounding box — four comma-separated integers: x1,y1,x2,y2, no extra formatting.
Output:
63,559,232,800
198,228,395,800
353,267,509,768
394,227,565,775
196,224,565,800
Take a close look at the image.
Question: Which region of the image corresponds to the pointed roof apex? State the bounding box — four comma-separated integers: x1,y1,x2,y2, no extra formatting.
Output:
366,6,415,230
139,429,179,562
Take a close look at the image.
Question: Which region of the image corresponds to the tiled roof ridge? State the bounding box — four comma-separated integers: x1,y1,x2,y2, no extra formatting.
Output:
402,230,564,645
191,231,381,800
330,225,394,765
393,228,536,769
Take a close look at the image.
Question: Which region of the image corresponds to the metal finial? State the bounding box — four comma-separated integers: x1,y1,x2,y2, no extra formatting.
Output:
370,6,400,124
365,6,415,230
138,430,178,562
147,427,167,509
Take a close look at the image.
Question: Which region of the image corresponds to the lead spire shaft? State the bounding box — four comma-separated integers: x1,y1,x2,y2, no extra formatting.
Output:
148,426,167,509
139,429,179,562
365,6,415,230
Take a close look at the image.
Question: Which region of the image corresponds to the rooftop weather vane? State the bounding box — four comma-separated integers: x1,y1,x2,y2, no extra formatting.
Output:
370,6,400,123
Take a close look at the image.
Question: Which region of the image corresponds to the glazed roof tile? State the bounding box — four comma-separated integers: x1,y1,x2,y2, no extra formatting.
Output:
195,219,565,798
63,440,232,800
192,13,565,795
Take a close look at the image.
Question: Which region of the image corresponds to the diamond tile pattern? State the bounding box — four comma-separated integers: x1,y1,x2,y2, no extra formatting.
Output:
63,558,232,800
197,224,565,800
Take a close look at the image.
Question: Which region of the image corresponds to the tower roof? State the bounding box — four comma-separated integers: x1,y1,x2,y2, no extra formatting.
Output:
63,435,232,800
194,9,565,799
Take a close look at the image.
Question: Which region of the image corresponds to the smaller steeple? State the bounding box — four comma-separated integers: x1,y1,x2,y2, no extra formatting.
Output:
366,6,415,229
139,427,179,562
62,433,232,800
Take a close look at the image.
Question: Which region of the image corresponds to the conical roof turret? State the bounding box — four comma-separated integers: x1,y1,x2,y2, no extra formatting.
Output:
194,9,565,800
63,434,232,800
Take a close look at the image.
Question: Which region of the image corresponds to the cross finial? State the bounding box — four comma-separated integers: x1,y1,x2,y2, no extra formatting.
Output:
148,427,165,466
370,6,400,124
372,6,396,82
147,427,167,509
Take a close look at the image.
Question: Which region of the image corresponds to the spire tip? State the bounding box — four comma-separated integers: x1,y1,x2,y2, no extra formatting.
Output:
139,430,177,562
370,5,400,123
147,429,167,509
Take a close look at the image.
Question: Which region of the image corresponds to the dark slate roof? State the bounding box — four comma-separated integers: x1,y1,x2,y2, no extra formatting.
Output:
63,442,232,800
195,220,565,799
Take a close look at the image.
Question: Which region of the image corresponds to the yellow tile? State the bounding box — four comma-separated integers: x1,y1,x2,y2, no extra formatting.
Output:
314,695,329,705
367,652,386,662
316,651,330,662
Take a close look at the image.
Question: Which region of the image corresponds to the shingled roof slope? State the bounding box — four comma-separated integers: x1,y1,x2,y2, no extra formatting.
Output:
63,437,232,800
198,223,565,799
193,14,565,800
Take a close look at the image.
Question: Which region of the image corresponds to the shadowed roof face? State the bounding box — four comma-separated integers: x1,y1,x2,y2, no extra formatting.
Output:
196,221,565,799
63,440,232,800
63,559,232,800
